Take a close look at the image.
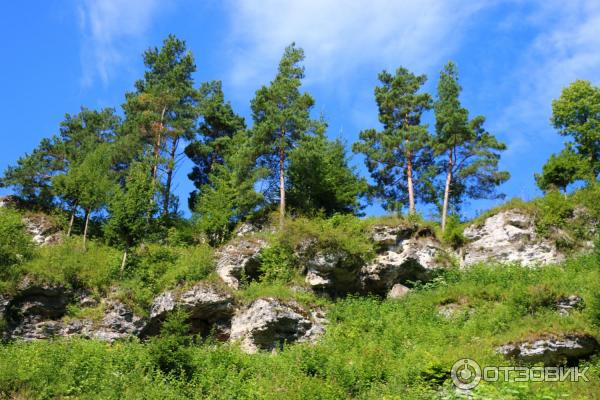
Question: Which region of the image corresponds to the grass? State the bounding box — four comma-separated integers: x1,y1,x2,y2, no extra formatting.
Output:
0,253,598,399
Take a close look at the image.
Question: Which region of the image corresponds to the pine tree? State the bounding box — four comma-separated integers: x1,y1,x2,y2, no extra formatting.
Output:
353,67,432,213
185,80,246,210
250,43,315,227
434,62,509,230
123,34,198,216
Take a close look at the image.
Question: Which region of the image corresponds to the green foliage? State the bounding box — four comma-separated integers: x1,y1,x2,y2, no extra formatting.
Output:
353,66,433,212
288,133,367,216
532,190,574,237
1,255,600,398
148,310,194,378
441,214,465,248
0,207,34,277
535,146,593,192
257,244,295,284
185,80,247,210
433,62,509,222
250,43,316,217
551,79,600,177
105,160,156,251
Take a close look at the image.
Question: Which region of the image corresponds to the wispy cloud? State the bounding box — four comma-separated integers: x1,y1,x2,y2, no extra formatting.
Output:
495,1,600,157
77,0,163,86
225,0,488,93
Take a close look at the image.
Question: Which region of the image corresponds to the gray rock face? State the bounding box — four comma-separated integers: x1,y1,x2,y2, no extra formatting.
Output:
216,237,268,289
462,210,564,267
387,283,410,299
556,295,584,316
230,298,324,353
496,334,600,366
301,245,362,295
361,231,445,295
93,301,146,342
22,214,62,246
144,283,234,338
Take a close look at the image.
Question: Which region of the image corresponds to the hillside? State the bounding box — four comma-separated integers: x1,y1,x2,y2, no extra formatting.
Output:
0,186,599,399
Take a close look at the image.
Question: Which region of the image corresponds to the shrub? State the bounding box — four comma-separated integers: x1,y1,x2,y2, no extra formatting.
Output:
148,310,193,378
441,214,465,249
258,244,295,284
0,207,34,272
512,283,562,315
533,190,574,237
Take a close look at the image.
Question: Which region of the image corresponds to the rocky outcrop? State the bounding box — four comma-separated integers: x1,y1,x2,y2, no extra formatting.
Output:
92,301,146,342
144,283,234,338
496,333,600,366
360,226,446,295
462,210,564,267
556,295,584,316
216,237,268,289
22,214,62,246
230,298,325,353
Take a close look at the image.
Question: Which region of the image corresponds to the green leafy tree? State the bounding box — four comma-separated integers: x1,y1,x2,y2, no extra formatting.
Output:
288,131,367,216
250,43,315,227
551,80,600,178
105,161,157,271
353,67,432,213
0,207,34,274
185,80,246,210
194,131,264,245
434,62,509,230
123,34,198,216
535,146,592,192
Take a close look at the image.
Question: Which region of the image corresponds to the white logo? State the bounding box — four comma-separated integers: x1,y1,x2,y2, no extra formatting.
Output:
451,358,482,389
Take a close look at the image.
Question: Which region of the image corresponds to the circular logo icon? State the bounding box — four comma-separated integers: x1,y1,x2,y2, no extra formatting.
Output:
451,358,481,390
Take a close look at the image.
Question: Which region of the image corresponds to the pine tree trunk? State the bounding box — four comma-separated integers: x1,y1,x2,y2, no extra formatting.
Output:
82,208,91,250
406,152,415,214
441,153,453,232
151,106,167,182
279,131,286,229
67,206,76,237
120,248,128,274
163,136,179,216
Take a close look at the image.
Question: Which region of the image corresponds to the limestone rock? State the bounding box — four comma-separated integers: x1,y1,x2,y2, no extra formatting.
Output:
216,237,268,289
496,333,600,366
144,283,234,338
230,298,324,353
556,295,584,316
22,214,62,246
360,235,445,295
462,210,564,267
387,283,410,299
93,300,146,342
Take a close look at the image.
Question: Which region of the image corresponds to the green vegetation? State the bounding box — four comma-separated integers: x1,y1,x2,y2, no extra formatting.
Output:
0,254,598,399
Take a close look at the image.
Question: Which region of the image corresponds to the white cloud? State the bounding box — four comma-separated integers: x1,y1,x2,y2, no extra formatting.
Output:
225,0,488,93
77,0,162,86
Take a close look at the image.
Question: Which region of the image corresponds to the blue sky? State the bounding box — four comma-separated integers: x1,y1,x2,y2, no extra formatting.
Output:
1,0,599,218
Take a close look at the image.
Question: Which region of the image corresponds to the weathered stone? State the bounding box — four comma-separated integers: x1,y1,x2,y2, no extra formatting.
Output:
556,295,584,316
144,283,234,337
462,210,564,267
230,298,324,353
216,237,268,289
22,214,62,246
496,333,600,366
387,283,410,299
360,236,445,295
93,301,146,342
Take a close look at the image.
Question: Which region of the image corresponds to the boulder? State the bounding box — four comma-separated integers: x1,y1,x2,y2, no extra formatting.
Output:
496,333,600,366
556,295,584,316
230,298,325,353
387,283,410,299
360,234,445,295
301,245,363,295
216,237,268,289
144,283,234,338
0,195,22,209
462,210,564,267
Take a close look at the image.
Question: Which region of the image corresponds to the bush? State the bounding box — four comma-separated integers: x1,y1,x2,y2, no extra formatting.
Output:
512,283,562,315
148,310,194,378
258,244,295,284
441,214,465,249
533,190,574,237
0,207,34,272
